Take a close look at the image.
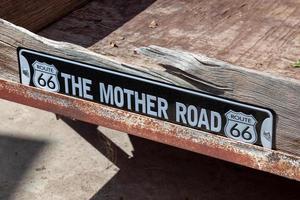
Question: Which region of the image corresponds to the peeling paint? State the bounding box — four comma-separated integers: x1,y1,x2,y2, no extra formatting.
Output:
0,79,299,181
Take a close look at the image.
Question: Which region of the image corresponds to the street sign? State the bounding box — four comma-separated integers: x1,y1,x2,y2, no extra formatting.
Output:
18,47,276,149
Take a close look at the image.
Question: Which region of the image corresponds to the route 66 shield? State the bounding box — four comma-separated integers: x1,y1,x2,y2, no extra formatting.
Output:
225,110,258,144
32,61,60,92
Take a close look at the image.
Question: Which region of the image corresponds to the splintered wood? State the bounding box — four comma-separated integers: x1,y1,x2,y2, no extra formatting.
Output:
39,0,300,156
0,0,299,180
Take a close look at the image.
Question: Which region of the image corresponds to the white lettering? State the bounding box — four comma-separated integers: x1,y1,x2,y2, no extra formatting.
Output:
99,82,113,105
198,108,210,130
114,86,124,107
211,111,221,132
71,75,82,97
187,105,198,127
61,72,71,94
176,102,187,124
134,92,146,113
158,97,168,119
82,78,93,100
146,94,157,117
124,88,134,110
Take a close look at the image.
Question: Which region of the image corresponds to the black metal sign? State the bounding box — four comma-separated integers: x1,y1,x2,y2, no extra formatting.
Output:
17,47,276,149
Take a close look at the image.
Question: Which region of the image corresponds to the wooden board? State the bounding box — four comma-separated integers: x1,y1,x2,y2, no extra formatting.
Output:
37,0,300,156
40,0,300,80
0,0,89,31
1,15,300,157
0,18,300,180
0,0,300,174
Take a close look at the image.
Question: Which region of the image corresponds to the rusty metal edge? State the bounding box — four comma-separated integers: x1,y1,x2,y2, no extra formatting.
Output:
0,78,299,181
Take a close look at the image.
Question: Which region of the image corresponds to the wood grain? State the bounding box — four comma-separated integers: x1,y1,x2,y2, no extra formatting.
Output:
40,0,300,80
38,0,300,155
137,45,300,156
0,0,89,31
0,18,300,156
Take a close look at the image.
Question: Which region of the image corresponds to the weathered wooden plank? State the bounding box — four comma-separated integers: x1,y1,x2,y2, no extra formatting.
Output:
0,18,300,156
0,0,89,31
38,0,300,156
0,19,194,87
137,46,300,156
40,0,300,80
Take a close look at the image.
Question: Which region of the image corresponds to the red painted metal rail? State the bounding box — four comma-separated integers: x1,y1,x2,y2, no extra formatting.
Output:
1,78,299,181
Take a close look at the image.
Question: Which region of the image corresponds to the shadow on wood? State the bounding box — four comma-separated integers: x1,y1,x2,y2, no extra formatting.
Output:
39,0,156,47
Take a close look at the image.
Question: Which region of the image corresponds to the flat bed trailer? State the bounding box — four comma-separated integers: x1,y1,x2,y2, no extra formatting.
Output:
0,0,299,180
